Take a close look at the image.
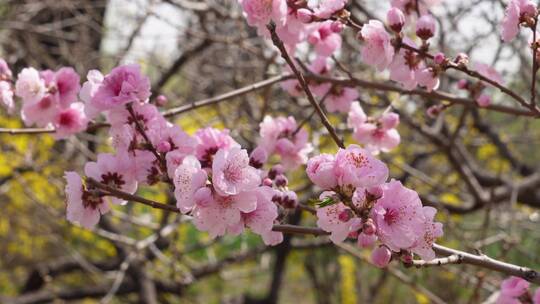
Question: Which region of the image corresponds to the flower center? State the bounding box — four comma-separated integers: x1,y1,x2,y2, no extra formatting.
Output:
101,172,126,188
224,163,242,183
384,208,399,225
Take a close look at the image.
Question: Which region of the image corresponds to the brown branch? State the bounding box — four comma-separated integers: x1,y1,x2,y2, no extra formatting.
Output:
86,178,180,213
271,224,540,283
162,74,292,117
266,22,345,149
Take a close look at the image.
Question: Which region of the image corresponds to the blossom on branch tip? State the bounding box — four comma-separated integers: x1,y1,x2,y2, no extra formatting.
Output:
83,153,138,206
53,102,89,139
416,15,436,40
15,68,46,105
359,20,394,71
501,0,537,43
65,171,110,229
347,102,401,153
212,147,261,196
371,246,392,268
258,116,313,169
89,64,150,112
387,7,406,33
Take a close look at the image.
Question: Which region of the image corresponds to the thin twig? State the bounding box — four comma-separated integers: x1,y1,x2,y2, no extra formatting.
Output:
86,178,180,213
266,22,345,148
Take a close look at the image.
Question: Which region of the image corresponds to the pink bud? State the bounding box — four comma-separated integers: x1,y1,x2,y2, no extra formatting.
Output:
476,94,491,107
157,141,171,153
281,190,298,208
275,174,288,187
371,246,392,268
307,33,320,44
401,251,414,264
297,8,313,23
331,21,344,33
357,233,377,248
457,79,469,90
380,112,399,130
522,2,537,17
434,52,445,65
268,165,284,179
249,146,267,169
338,209,353,222
362,219,376,235
426,105,443,118
263,178,273,187
416,15,436,40
387,7,405,33
367,186,383,201
155,94,168,106
454,53,469,66
272,193,282,204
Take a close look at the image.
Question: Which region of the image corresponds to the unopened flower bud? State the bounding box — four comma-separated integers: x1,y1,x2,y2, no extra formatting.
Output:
281,190,298,209
275,174,288,187
155,94,168,106
366,186,383,201
401,251,414,264
249,146,267,169
426,105,443,118
371,246,392,268
434,52,445,65
457,79,469,90
331,21,344,33
268,165,284,180
454,53,469,66
157,141,171,153
380,112,399,130
297,8,314,23
476,94,491,107
362,219,376,235
263,178,273,187
522,2,537,18
387,7,405,33
416,15,436,40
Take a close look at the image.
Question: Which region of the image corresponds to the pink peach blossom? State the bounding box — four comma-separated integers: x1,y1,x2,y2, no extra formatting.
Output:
325,86,358,113
53,102,89,139
212,147,261,196
372,180,424,251
65,171,110,229
174,156,208,213
360,20,394,71
84,153,138,205
371,246,392,268
90,64,150,112
15,68,46,105
334,145,389,188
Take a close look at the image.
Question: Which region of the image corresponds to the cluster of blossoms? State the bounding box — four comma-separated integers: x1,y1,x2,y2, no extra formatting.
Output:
0,61,87,139
347,102,400,154
496,276,540,304
306,145,443,267
56,63,320,246
0,0,453,263
241,0,529,123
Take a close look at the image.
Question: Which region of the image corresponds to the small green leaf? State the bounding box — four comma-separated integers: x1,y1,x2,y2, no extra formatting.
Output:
317,197,336,208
